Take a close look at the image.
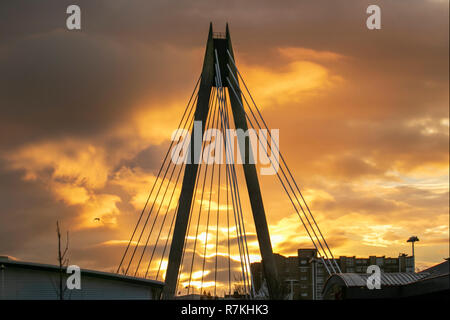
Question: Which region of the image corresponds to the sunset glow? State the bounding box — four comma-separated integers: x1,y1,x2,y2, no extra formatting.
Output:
0,0,448,296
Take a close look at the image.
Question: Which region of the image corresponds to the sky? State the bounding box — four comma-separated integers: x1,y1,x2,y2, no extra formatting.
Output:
0,0,448,293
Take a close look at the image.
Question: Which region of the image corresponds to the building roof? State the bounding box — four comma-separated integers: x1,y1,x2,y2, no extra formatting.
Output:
419,260,449,278
323,272,429,293
322,261,450,299
0,256,165,288
335,272,428,288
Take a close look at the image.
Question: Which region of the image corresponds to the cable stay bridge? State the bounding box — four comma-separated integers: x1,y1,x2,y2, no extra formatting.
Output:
117,24,341,299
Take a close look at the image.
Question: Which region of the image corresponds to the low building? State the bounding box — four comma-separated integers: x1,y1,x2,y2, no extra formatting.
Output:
0,256,164,300
322,260,449,299
250,248,415,300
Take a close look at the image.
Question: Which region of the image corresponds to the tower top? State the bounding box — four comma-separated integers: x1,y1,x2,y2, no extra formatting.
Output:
203,23,235,88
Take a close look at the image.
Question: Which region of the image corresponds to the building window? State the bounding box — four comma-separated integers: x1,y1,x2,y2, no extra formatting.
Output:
300,276,307,281
301,293,308,297
386,258,396,264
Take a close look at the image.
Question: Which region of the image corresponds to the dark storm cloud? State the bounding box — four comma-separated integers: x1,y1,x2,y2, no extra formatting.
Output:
0,31,145,146
0,160,79,260
0,29,199,148
0,1,202,149
118,142,170,172
1,0,447,148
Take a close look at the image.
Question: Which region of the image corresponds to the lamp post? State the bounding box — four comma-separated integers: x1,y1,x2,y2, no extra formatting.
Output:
407,236,419,272
285,279,298,300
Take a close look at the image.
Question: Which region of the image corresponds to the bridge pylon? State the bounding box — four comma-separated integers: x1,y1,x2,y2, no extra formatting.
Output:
162,23,280,299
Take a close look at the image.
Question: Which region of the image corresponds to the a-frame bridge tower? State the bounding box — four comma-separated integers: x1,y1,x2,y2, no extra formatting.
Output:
162,23,280,299
117,23,340,301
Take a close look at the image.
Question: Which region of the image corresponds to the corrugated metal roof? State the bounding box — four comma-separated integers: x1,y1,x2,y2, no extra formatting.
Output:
337,272,429,287
419,260,449,278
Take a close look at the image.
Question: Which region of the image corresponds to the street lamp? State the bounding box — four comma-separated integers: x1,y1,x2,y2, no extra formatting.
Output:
407,236,419,272
284,279,298,300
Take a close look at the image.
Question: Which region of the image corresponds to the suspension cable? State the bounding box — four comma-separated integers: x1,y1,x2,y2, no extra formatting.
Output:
226,67,336,273
215,53,252,297
187,88,219,294
216,78,247,296
227,52,341,272
119,76,200,275
226,75,334,274
200,88,221,293
223,90,254,298
155,200,178,281
135,112,196,276
213,99,222,297
127,94,198,276
174,117,208,292
143,114,196,278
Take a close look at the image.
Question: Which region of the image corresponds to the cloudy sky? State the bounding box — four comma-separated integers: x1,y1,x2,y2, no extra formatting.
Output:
0,0,448,292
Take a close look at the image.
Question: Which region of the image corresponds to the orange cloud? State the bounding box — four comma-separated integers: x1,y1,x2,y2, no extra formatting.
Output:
241,60,342,106
4,140,110,189
76,194,121,230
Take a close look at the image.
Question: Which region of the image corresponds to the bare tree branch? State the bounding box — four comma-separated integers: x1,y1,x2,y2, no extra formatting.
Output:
56,220,70,300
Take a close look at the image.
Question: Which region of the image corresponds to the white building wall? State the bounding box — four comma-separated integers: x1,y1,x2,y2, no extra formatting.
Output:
0,266,160,300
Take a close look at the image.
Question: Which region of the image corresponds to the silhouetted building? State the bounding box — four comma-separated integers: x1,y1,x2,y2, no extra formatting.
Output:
250,249,415,300
322,259,449,299
0,256,164,300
